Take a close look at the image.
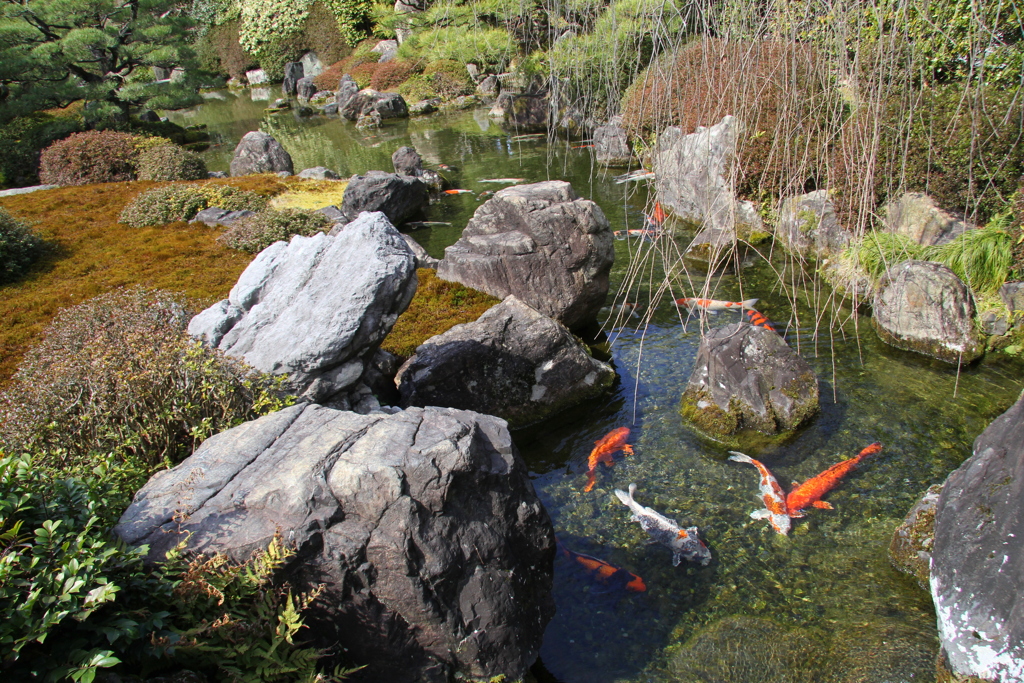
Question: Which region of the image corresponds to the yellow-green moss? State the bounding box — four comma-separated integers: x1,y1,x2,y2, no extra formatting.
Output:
270,178,349,210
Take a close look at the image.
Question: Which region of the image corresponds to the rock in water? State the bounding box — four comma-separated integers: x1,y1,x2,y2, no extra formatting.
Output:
931,393,1024,682
336,74,359,113
889,484,942,590
437,180,614,330
187,212,417,403
340,171,429,225
296,76,317,101
392,145,424,175
397,296,615,427
680,322,818,440
872,260,984,364
229,131,294,176
593,122,633,167
339,88,409,121
776,190,852,258
114,403,555,683
282,61,304,96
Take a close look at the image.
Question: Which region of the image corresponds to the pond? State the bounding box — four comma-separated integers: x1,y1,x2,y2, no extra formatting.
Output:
169,91,1024,683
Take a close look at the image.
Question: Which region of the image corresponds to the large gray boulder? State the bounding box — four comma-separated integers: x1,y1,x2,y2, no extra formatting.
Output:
882,192,972,246
593,122,632,167
340,88,409,121
931,392,1024,682
296,76,317,101
437,180,614,330
776,190,851,258
336,75,359,113
114,403,555,683
680,322,819,440
187,212,417,403
229,131,294,176
872,260,984,364
397,296,615,428
392,145,423,175
889,484,942,590
339,171,429,225
282,61,304,96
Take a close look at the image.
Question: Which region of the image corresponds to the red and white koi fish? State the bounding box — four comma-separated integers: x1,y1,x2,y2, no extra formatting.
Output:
557,542,646,592
727,452,791,535
613,169,656,184
443,189,474,194
614,483,712,566
584,427,633,492
613,228,661,241
479,178,526,184
745,309,779,333
675,297,759,312
572,144,595,149
786,442,883,517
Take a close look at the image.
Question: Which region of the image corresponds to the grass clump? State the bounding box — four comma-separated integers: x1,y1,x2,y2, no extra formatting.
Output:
119,184,268,228
0,208,44,284
217,207,332,253
270,179,350,210
0,287,292,469
381,268,500,360
136,143,209,181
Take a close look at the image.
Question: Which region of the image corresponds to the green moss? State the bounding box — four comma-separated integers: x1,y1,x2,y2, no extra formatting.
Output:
680,388,739,435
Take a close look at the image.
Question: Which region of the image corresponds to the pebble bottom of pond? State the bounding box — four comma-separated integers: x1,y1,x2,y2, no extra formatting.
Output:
172,94,1024,683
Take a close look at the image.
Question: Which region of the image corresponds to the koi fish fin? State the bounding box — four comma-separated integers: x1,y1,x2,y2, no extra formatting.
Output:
789,510,806,518
706,309,719,315
741,298,759,309
750,509,771,520
728,452,753,464
812,500,833,509
623,445,635,456
584,473,596,492
672,551,683,567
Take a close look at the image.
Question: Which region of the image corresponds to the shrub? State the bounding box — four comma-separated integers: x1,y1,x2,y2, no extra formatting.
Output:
136,144,209,181
217,208,331,253
370,59,422,91
119,184,268,228
38,131,141,186
422,59,475,99
302,1,352,66
398,74,439,102
0,109,84,188
0,208,44,284
349,61,381,89
313,60,348,90
0,287,291,468
396,26,513,70
194,19,258,79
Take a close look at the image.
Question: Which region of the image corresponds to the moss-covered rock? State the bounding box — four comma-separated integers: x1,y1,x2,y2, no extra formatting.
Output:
889,484,942,590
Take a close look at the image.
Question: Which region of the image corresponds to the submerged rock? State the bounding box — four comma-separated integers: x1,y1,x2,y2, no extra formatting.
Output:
680,322,818,442
889,484,942,590
114,403,555,683
882,192,972,246
437,180,614,330
396,296,615,428
931,392,1024,683
228,131,294,176
187,212,417,403
340,171,428,225
872,260,984,364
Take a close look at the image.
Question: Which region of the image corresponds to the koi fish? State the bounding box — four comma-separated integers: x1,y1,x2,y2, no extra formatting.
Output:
648,201,667,227
675,297,759,312
404,221,452,229
437,163,456,171
443,189,473,194
613,228,661,241
557,542,646,592
745,309,778,333
511,133,546,142
572,144,595,149
786,442,883,517
727,452,791,535
477,190,495,200
613,483,712,566
613,169,656,184
584,427,633,492
478,178,526,183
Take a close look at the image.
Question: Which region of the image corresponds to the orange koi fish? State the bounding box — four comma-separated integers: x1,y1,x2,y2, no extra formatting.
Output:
557,542,646,592
786,442,883,517
728,452,791,535
584,427,633,492
443,189,474,194
649,201,667,227
675,297,759,312
745,309,778,333
572,144,595,149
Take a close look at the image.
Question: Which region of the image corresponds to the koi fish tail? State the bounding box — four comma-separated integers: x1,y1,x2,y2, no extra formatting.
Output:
740,298,759,310
584,471,597,492
728,452,754,465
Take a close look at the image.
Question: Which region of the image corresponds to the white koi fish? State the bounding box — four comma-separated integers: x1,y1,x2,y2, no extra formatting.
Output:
728,452,791,535
675,297,759,313
478,178,526,184
613,169,656,184
614,483,712,566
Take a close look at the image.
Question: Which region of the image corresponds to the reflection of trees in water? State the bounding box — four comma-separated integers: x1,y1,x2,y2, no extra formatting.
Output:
258,114,400,176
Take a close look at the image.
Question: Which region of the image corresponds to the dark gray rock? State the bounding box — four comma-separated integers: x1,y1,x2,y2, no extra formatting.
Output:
932,392,1024,682
187,212,417,402
882,192,972,246
340,171,428,225
229,131,294,176
371,39,399,62
776,190,851,258
477,75,498,97
340,88,409,121
336,75,359,113
409,98,440,115
981,310,1010,336
317,205,346,223
189,207,256,227
296,76,317,101
680,322,819,440
392,146,423,176
397,296,615,428
138,109,160,123
437,180,614,330
499,92,550,133
321,102,339,116
360,348,401,405
593,123,632,167
872,260,984,364
282,61,304,96
889,484,942,590
1000,282,1024,313
206,171,228,179
401,233,439,269
114,403,555,683
297,166,339,180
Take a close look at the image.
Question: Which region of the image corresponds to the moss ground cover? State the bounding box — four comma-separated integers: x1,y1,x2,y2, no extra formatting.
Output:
0,175,287,386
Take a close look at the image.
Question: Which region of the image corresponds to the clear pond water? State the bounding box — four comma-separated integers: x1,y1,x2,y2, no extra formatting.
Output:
171,92,1024,683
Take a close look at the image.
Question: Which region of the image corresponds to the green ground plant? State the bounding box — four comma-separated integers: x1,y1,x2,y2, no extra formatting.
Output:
119,184,268,227
217,207,331,253
136,144,209,182
0,208,45,285
0,107,84,188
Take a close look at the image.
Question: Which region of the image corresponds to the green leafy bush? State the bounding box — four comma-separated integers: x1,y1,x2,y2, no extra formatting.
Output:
0,110,84,188
38,131,141,186
194,19,259,79
396,26,513,70
0,287,291,468
0,207,45,284
398,74,439,102
119,184,268,228
217,208,331,253
422,59,475,99
136,144,209,182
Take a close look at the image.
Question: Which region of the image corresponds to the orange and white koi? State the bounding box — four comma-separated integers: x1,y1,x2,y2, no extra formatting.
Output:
614,483,712,566
443,189,474,194
584,427,633,492
479,177,526,183
786,442,883,517
727,452,791,535
613,169,656,184
557,542,646,592
675,297,759,312
572,144,595,149
745,309,778,333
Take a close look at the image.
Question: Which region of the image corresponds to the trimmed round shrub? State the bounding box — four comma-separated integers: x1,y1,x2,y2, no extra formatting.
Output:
0,207,44,284
370,59,421,91
119,184,267,227
136,143,209,181
217,207,330,253
422,59,475,99
38,131,140,186
398,74,438,102
0,287,291,467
